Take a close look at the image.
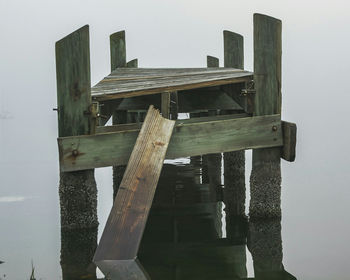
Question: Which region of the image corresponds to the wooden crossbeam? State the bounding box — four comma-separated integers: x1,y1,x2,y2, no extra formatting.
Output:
58,114,283,172
94,106,175,278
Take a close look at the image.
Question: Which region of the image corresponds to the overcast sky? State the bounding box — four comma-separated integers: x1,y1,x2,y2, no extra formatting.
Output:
1,0,350,279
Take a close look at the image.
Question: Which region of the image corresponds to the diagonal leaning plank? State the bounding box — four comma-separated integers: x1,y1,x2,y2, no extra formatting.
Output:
93,105,175,278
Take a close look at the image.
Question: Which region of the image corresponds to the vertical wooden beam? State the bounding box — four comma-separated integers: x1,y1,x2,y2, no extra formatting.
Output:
55,25,97,278
223,30,246,218
110,30,139,199
202,56,222,237
110,30,126,70
249,14,282,218
161,92,171,119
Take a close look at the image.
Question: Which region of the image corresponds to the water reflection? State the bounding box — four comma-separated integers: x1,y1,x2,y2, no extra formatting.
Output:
60,161,296,279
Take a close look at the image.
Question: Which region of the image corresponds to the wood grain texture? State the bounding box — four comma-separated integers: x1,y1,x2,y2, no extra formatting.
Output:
58,114,282,172
91,68,253,101
93,106,175,261
110,31,126,70
281,121,296,162
55,25,91,137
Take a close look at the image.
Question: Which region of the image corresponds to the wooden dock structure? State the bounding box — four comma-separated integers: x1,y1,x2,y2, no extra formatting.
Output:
55,13,297,279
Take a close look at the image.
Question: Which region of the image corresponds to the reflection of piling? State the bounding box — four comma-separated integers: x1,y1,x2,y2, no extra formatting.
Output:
248,219,296,279
55,26,98,279
249,14,282,218
61,227,97,280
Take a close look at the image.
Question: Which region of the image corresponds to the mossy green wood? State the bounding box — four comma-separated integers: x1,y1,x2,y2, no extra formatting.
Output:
253,15,282,117
127,59,138,68
207,55,219,67
222,30,253,114
223,31,243,68
56,25,92,137
110,30,126,70
58,114,283,172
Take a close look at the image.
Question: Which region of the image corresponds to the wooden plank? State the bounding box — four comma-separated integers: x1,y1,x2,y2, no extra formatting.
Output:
93,105,175,262
281,121,297,162
91,68,253,101
58,114,283,172
250,13,283,218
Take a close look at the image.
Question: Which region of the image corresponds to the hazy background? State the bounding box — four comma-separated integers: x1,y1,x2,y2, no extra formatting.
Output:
1,0,350,279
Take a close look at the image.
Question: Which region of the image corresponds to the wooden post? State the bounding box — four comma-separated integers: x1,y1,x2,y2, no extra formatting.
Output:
55,25,98,278
249,14,282,218
161,92,171,119
223,30,246,217
202,56,222,234
110,30,131,199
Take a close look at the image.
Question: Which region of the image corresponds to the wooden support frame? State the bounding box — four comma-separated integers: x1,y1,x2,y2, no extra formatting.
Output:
58,114,283,172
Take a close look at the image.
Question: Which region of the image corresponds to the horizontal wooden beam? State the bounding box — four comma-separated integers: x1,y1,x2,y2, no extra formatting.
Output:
58,114,283,172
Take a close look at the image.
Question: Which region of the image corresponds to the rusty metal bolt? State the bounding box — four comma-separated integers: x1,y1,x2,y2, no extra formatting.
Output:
72,149,79,157
272,125,278,132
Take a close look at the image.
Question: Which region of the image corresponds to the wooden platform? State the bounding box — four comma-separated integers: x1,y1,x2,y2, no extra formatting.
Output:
91,67,253,101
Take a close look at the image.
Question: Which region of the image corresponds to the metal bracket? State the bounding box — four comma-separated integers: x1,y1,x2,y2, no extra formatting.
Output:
241,80,256,96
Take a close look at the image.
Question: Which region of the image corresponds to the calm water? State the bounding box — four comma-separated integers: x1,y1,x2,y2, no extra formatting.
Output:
0,156,349,279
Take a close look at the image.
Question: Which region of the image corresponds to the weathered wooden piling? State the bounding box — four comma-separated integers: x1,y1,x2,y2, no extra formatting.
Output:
55,25,98,278
249,14,282,218
109,31,140,199
223,30,246,217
